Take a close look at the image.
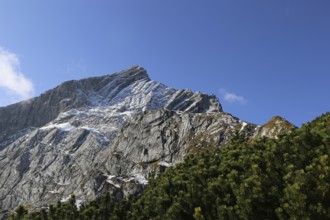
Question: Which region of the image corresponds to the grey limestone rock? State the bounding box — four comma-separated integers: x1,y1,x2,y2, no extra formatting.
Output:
0,66,289,216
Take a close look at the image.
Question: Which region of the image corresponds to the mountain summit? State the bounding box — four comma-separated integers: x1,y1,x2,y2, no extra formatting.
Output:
0,66,221,143
0,67,290,215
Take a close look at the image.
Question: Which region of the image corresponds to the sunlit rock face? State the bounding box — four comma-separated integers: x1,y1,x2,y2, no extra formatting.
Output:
0,66,290,214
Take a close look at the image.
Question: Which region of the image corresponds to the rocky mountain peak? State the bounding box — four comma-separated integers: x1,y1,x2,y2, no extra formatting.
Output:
48,65,151,106
112,65,150,80
0,66,291,216
0,66,221,142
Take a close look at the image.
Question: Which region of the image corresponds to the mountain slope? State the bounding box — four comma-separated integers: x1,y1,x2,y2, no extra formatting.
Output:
0,66,291,215
10,113,329,220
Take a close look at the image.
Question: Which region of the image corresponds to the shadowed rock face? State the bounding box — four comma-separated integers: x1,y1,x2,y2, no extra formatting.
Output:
0,66,291,214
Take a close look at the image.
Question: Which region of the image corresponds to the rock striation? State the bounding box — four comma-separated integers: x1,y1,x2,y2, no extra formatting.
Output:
0,66,292,216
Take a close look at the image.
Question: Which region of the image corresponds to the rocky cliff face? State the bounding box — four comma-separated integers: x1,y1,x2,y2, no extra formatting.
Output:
0,66,291,215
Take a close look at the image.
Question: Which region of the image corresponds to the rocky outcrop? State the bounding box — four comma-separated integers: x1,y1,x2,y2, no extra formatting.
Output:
253,116,295,139
0,66,292,215
100,109,258,177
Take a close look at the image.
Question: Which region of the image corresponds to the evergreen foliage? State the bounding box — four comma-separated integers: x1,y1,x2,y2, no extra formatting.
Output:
9,113,330,219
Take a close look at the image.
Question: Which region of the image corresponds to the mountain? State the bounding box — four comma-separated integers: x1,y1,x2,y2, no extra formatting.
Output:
0,66,293,216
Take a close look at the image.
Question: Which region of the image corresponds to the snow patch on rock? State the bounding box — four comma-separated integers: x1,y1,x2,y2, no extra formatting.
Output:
40,123,76,132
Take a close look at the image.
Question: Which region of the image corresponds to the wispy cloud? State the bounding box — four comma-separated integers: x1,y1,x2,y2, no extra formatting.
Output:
0,47,35,102
220,88,247,104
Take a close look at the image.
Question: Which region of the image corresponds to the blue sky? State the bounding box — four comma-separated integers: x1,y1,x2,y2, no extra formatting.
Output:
0,1,329,126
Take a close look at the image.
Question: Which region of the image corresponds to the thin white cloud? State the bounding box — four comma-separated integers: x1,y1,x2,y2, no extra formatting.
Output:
0,47,35,101
220,88,247,104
